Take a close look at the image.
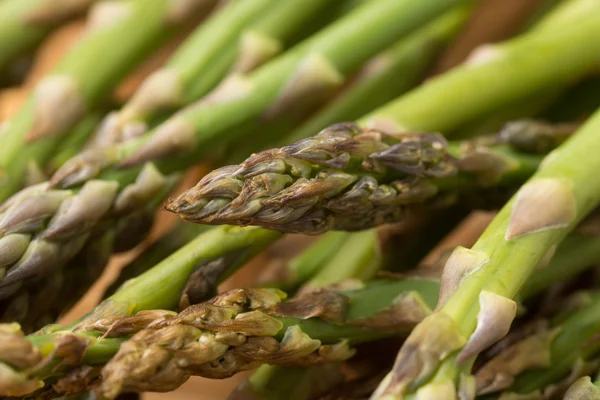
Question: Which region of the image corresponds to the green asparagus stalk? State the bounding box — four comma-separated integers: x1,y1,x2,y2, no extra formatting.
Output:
370,105,600,398
4,225,600,398
96,0,341,146
0,0,206,201
0,278,439,398
283,7,469,145
81,226,283,324
0,0,469,301
358,0,600,137
257,231,352,291
0,0,97,74
301,229,382,290
167,120,568,234
102,223,210,299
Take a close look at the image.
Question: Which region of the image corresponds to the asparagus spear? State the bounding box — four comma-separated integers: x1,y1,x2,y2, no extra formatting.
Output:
0,278,439,398
0,0,468,300
166,120,568,234
0,0,97,74
222,5,472,165
3,226,600,398
370,104,600,398
0,0,209,201
102,222,211,299
96,0,342,146
230,212,389,400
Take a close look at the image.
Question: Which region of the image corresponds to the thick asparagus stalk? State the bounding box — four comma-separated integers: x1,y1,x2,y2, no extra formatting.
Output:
370,105,600,398
222,5,472,165
167,120,568,234
97,0,341,146
3,227,600,398
102,222,211,299
0,0,97,74
0,0,207,201
0,278,439,398
0,0,468,300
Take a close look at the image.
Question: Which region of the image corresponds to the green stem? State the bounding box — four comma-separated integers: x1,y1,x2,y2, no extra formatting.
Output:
359,0,600,136
105,0,342,143
79,226,282,324
62,0,470,188
305,229,382,290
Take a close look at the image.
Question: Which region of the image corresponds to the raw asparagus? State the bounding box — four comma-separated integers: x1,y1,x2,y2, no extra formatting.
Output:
0,0,209,201
0,0,468,300
96,0,341,146
166,120,567,234
0,278,439,398
3,227,600,398
370,105,600,398
358,0,600,137
0,0,97,74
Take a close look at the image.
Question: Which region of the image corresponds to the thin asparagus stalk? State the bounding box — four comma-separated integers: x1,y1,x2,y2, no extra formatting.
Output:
4,226,600,398
0,0,208,201
283,7,469,145
358,0,600,137
257,231,352,291
0,278,439,398
370,105,600,398
97,0,342,145
301,229,382,290
102,222,211,299
222,5,472,165
476,291,600,398
0,0,97,74
80,226,283,324
167,120,568,234
228,364,345,400
0,0,469,301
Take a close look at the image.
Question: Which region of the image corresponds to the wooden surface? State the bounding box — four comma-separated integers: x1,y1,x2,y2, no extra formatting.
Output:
0,0,546,398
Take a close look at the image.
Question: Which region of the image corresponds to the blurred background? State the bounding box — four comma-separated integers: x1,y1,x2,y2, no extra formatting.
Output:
0,0,555,398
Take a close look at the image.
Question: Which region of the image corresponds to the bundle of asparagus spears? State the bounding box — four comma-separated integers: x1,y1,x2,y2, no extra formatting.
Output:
1,0,600,398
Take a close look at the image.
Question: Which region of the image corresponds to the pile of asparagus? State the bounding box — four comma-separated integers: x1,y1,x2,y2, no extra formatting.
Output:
1,0,600,398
